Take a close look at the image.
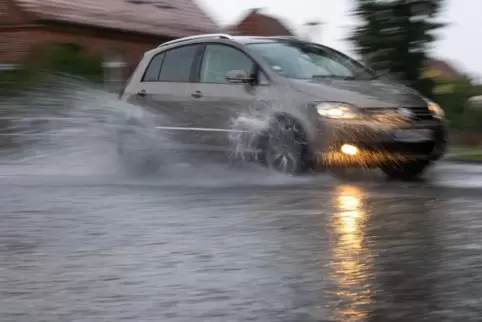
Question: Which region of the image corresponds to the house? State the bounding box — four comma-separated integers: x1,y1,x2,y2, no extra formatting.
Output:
0,0,219,82
423,59,466,95
424,59,464,80
227,8,295,37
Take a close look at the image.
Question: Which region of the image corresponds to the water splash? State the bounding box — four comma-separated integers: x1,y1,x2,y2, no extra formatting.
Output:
0,74,314,185
1,74,415,184
226,95,318,164
0,74,172,176
228,110,269,163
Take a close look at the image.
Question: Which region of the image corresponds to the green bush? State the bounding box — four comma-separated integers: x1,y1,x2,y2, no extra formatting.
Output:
0,43,104,98
433,77,475,130
35,43,104,83
0,68,38,97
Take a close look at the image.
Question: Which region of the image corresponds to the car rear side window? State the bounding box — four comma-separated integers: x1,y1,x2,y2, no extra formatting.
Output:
199,44,254,84
158,45,198,82
143,53,165,82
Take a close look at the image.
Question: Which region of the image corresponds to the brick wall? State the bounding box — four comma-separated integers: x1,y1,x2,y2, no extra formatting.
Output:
0,24,171,77
0,0,30,25
1,1,172,79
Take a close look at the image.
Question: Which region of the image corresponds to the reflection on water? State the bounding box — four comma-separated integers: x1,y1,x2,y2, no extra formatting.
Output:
329,185,375,321
367,193,444,321
325,185,446,321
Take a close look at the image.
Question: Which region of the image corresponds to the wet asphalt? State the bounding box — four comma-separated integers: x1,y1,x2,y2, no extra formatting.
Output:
1,160,482,322
1,81,481,321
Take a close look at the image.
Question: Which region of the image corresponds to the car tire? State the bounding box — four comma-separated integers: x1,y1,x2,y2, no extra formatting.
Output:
116,119,161,176
262,116,308,175
380,160,431,180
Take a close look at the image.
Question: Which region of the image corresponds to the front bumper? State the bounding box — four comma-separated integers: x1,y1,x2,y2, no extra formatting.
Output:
312,119,447,168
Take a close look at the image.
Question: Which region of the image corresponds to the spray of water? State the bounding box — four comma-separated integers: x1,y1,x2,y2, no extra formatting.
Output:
0,74,319,186
0,72,417,185
226,94,319,165
0,74,178,176
228,111,269,163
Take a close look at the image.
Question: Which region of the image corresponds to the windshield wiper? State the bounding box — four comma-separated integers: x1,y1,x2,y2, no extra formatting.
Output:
368,70,391,80
311,74,355,80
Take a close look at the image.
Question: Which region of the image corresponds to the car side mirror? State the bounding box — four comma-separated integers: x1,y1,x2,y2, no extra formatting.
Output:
225,70,254,84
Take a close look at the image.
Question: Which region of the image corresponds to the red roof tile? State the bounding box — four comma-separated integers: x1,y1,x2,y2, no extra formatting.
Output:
230,9,294,37
13,0,220,37
425,59,463,79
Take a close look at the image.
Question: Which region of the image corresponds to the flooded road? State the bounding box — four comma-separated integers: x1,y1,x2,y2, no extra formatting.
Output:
1,79,482,321
1,161,482,322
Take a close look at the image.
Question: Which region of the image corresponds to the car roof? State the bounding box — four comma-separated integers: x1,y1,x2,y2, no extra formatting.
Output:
143,34,323,58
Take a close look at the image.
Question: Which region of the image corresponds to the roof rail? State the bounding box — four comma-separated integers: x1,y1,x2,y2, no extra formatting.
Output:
158,33,233,48
267,35,300,40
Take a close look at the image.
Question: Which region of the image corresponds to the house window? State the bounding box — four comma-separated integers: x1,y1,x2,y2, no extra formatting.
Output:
103,51,126,92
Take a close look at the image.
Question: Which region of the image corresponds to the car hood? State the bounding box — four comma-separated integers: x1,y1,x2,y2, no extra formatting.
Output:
288,78,427,108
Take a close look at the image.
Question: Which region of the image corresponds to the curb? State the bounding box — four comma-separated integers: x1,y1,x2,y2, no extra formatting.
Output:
441,156,482,164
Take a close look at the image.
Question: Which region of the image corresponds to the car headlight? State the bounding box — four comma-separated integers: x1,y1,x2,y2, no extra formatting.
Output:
427,101,445,119
315,102,359,119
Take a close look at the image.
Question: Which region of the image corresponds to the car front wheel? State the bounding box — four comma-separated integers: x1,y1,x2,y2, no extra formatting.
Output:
262,117,308,175
380,160,431,180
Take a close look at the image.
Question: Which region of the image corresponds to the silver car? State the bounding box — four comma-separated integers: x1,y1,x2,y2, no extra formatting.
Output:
118,34,447,179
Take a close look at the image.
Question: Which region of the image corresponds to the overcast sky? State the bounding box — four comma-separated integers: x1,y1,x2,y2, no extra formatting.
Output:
196,0,482,80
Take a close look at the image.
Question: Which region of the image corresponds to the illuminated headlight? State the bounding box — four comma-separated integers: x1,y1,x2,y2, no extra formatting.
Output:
316,102,359,119
427,101,445,119
341,144,359,155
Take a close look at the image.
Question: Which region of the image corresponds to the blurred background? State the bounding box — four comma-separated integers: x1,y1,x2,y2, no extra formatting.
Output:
1,0,481,153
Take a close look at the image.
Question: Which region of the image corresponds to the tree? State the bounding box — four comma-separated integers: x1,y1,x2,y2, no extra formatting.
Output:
349,0,445,99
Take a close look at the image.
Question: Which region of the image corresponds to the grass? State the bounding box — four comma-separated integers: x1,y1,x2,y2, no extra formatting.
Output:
448,146,482,160
456,154,482,160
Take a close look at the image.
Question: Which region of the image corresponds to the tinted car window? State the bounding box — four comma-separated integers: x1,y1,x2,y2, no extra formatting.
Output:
158,45,198,82
143,53,165,82
200,44,254,84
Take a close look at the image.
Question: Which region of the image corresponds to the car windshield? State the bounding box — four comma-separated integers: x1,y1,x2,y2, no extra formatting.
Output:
246,41,375,80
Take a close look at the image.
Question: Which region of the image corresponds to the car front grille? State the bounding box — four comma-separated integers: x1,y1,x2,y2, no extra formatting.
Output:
406,106,434,121
363,105,434,121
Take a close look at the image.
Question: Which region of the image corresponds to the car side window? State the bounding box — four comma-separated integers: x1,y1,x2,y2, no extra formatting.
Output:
142,53,165,82
157,45,198,82
200,44,255,84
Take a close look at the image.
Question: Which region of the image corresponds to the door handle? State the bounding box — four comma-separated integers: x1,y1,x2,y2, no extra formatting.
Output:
136,90,147,97
191,90,203,98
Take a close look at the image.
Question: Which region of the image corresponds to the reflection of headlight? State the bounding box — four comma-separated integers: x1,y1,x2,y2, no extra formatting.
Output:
427,101,445,119
316,102,359,119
